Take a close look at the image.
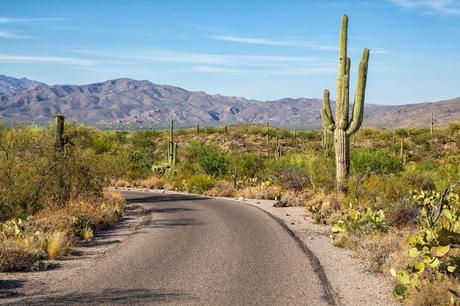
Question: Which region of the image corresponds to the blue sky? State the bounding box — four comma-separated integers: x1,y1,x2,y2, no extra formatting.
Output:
0,0,459,105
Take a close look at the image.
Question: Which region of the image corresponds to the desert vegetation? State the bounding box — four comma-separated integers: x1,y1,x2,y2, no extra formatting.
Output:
0,116,125,271
2,115,460,303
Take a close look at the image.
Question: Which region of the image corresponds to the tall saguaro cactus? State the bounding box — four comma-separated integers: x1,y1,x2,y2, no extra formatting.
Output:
321,15,370,193
167,115,177,166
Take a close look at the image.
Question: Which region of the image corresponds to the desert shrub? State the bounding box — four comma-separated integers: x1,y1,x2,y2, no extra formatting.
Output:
346,174,412,211
204,181,236,197
230,152,266,182
355,230,407,273
351,148,403,175
184,142,229,177
272,153,335,192
151,163,171,177
137,176,165,189
126,147,157,178
447,121,460,135
185,174,215,194
237,182,281,200
0,238,43,272
277,190,312,207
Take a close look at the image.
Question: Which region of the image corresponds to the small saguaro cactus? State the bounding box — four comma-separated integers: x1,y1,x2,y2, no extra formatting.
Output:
266,121,271,144
197,124,200,135
166,115,177,166
55,112,65,152
232,166,238,189
430,112,434,136
275,133,282,160
321,15,370,193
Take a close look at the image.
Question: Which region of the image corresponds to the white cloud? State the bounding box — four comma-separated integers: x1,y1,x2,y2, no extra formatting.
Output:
210,35,336,50
73,49,324,66
0,54,98,66
0,30,33,39
71,49,336,75
0,17,62,24
389,0,460,15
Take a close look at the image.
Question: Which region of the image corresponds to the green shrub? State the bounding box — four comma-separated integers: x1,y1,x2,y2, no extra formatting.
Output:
230,152,266,182
184,142,229,177
272,153,335,192
351,148,403,175
186,174,215,194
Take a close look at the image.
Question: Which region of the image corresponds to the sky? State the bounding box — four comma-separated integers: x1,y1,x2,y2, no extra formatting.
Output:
0,0,459,105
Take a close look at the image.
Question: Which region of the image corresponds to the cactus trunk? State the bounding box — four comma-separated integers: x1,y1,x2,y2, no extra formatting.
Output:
430,112,434,136
55,113,65,152
167,115,177,166
335,129,349,193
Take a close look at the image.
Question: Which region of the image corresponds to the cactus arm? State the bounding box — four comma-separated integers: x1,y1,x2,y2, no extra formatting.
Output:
346,48,369,135
321,89,335,131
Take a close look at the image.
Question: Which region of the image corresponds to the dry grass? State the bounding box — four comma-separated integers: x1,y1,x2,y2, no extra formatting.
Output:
0,191,126,270
112,178,133,188
0,238,43,272
46,231,68,259
136,176,165,189
236,184,282,200
353,228,411,274
81,226,94,241
204,181,236,197
407,279,459,306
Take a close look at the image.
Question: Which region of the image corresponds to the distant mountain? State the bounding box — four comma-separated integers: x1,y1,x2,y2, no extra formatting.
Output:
0,75,46,96
0,75,458,129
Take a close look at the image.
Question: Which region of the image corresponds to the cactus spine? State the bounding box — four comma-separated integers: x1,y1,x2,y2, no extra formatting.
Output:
321,15,370,193
55,112,65,153
167,115,177,166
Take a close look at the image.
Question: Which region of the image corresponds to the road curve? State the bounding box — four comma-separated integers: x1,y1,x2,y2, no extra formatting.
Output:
5,191,336,305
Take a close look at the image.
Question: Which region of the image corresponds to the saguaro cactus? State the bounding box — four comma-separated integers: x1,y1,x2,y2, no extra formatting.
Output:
430,112,434,136
55,113,65,152
275,133,282,159
167,115,177,166
321,15,370,193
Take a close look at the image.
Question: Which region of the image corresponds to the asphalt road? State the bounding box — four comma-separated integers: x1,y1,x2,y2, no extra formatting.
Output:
4,191,335,305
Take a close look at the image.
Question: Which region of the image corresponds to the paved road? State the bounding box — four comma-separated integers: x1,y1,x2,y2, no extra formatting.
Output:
4,191,335,305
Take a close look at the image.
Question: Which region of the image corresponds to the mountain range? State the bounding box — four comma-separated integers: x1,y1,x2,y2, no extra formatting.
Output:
0,75,458,129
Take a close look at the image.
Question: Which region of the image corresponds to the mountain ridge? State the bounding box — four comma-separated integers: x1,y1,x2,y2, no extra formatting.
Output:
0,75,458,129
